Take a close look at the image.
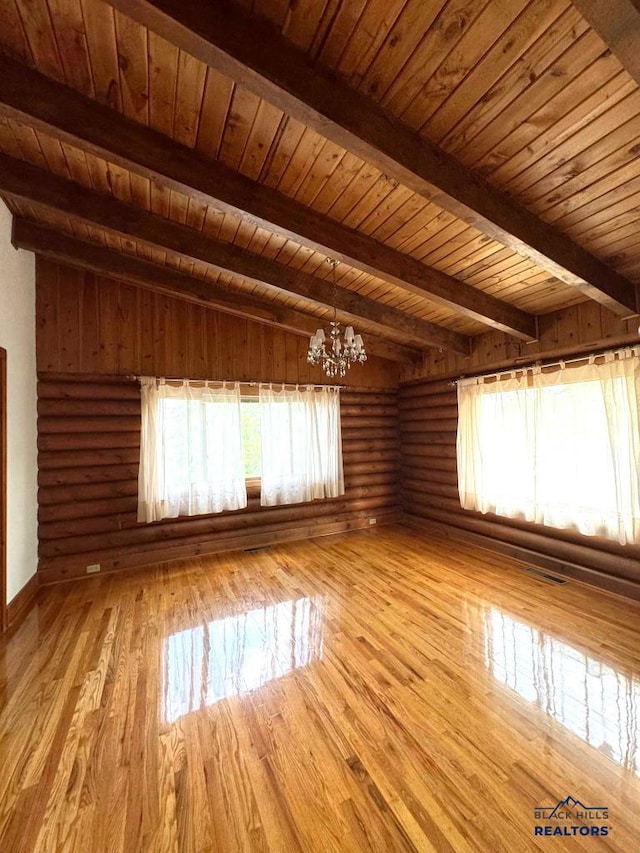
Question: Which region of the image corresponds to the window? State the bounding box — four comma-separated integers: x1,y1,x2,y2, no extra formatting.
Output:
258,385,344,506
138,379,344,522
456,348,640,545
138,380,247,522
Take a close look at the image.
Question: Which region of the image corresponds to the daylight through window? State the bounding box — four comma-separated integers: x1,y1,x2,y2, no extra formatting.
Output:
137,379,344,522
456,348,640,545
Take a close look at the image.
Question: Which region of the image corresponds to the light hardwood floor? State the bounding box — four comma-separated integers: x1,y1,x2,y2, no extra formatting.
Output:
1,525,639,852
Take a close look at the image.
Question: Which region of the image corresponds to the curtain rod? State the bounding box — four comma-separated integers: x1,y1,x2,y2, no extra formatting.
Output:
129,375,343,389
448,344,640,386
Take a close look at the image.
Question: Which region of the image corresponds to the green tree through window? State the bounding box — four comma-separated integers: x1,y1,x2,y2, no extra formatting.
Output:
240,401,262,478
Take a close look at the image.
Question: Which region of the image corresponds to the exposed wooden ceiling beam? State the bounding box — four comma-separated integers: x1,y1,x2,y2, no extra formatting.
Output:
0,52,536,341
571,1,640,84
0,153,470,354
12,219,417,364
106,0,639,317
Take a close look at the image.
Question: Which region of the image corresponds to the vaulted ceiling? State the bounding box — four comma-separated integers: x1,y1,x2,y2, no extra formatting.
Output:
0,0,639,363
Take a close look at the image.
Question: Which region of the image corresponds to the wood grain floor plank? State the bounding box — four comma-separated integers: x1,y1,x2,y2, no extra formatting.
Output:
1,525,640,851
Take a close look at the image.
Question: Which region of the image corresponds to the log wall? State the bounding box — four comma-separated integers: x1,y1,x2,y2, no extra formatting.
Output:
36,261,400,583
399,378,640,596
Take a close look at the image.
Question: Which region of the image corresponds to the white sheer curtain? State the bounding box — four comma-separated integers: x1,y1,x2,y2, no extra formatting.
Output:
259,385,344,506
456,347,640,545
138,378,247,522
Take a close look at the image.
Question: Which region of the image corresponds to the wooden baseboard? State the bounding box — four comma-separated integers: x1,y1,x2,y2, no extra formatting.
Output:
38,511,399,587
401,512,640,602
6,572,39,630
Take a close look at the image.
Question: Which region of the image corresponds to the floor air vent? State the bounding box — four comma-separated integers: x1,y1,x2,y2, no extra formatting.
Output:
523,567,567,585
243,545,273,553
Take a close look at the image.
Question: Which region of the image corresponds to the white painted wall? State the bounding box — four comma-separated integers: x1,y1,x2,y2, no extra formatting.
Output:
0,202,37,602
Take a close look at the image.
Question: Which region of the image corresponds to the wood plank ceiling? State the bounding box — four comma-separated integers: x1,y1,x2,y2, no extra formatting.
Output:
0,0,638,361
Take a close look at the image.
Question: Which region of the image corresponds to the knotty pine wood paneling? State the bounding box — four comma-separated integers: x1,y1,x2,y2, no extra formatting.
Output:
399,379,640,594
402,299,639,383
36,258,399,386
35,260,400,582
2,0,640,327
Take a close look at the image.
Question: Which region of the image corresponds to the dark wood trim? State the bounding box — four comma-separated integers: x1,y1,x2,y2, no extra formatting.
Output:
14,221,417,366
6,572,39,629
0,53,536,341
402,513,640,602
35,372,400,392
37,372,138,384
106,0,639,317
571,0,640,86
0,159,471,355
0,348,5,631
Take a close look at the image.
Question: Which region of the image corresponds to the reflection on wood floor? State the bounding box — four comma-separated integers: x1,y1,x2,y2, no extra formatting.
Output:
1,525,639,851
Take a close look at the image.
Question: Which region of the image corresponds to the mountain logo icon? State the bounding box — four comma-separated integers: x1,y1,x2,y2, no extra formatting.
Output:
548,797,589,818
535,795,609,820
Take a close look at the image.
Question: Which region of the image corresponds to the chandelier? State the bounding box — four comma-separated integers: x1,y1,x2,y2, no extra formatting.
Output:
307,260,367,378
